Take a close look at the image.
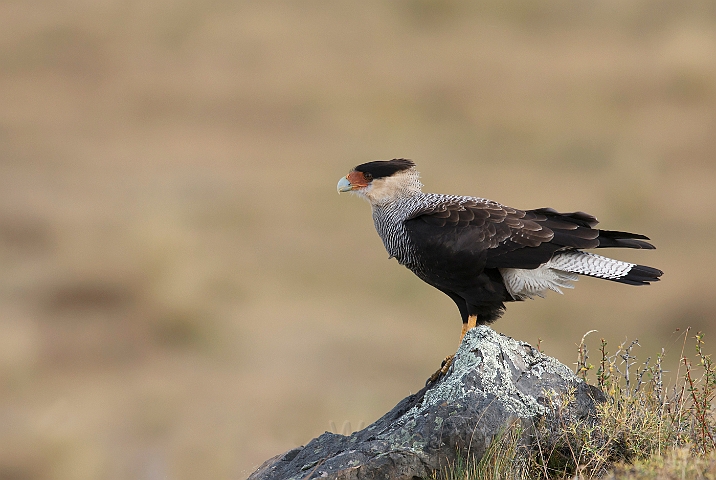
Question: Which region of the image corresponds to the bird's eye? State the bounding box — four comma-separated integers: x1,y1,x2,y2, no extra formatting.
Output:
363,172,373,181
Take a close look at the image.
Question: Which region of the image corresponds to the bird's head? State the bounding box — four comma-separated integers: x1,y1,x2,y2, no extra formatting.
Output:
337,159,422,205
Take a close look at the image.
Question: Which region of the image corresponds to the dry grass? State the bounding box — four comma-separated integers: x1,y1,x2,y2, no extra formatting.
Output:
0,1,715,478
435,329,716,479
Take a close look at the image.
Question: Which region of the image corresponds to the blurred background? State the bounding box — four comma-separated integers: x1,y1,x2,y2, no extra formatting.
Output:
0,0,715,478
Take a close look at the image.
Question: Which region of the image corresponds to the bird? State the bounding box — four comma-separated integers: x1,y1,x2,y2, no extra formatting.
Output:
337,159,662,381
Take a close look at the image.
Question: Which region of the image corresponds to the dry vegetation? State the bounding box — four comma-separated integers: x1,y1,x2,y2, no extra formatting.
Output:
435,330,716,479
0,1,715,479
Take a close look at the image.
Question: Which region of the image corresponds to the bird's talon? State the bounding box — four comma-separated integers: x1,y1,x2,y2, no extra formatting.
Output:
426,354,454,385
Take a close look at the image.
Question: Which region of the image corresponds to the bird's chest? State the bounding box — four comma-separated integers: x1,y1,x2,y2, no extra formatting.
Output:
372,206,416,267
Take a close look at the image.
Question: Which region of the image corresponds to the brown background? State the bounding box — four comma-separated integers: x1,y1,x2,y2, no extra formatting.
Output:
0,1,715,478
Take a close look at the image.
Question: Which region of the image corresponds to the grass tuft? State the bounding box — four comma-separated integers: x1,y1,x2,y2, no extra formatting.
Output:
433,327,716,479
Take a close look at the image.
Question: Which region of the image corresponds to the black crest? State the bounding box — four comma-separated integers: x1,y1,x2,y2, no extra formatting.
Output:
354,159,415,179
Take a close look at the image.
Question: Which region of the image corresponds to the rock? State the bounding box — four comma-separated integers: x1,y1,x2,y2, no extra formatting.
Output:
248,326,604,480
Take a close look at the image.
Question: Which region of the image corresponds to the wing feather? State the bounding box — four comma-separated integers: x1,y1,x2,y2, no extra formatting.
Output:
404,198,654,272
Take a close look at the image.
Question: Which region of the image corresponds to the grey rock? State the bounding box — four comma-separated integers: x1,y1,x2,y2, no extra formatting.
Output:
248,326,604,480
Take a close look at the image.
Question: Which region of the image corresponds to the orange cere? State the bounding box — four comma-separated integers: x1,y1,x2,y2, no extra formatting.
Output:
346,170,370,189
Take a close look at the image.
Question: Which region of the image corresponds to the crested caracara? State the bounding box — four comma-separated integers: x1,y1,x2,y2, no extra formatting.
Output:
337,159,662,380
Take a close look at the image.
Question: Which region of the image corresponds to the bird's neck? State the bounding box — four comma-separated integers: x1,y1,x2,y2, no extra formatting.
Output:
365,169,423,207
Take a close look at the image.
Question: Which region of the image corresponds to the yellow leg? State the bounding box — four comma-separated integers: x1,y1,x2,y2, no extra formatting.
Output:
459,314,478,343
428,314,479,385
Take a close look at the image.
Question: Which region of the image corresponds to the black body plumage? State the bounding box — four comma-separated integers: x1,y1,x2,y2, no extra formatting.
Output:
403,202,659,323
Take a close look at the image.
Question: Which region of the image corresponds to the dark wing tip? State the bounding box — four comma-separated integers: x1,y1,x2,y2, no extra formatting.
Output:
530,208,599,228
597,230,655,249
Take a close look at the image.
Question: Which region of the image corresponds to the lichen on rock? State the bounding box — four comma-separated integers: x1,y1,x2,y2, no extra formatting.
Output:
248,326,604,480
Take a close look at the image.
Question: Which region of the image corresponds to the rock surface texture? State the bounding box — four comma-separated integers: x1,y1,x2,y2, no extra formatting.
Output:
248,326,604,480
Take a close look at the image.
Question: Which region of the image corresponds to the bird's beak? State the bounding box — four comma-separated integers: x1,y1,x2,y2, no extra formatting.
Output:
337,176,353,194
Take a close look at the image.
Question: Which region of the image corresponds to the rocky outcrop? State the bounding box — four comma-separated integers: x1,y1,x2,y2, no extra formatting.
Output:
248,326,604,480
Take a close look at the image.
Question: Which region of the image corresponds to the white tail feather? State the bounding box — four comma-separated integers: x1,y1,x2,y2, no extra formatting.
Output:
548,251,635,280
500,250,634,300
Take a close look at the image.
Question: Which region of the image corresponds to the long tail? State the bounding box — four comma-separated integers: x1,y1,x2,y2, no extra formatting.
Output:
548,250,662,285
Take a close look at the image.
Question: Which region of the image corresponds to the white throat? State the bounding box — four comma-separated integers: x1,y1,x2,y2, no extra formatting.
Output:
361,168,423,206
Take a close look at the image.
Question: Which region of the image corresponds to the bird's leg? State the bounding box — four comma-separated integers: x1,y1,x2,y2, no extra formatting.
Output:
460,314,478,343
427,314,479,385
